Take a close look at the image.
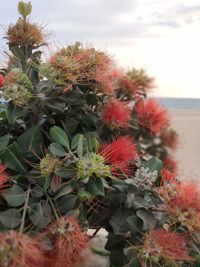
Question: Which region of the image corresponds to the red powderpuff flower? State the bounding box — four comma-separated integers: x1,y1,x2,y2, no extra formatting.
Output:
0,164,10,191
96,71,114,95
135,99,169,133
47,216,88,267
170,182,200,211
0,231,46,267
99,136,137,176
119,76,137,95
111,69,123,78
102,99,131,128
163,156,177,174
161,168,175,183
143,229,192,262
0,74,5,87
161,129,179,150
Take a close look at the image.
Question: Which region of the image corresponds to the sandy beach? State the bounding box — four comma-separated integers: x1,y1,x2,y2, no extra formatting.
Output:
170,110,200,181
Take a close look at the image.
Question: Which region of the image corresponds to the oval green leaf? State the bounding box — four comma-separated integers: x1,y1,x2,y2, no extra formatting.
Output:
49,142,67,157
50,126,69,148
2,185,25,207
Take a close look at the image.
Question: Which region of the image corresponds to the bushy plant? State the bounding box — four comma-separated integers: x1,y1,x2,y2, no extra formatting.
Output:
0,2,199,267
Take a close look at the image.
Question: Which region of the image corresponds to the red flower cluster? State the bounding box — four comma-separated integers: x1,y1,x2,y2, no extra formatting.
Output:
47,216,88,267
0,74,4,87
135,99,168,133
102,99,131,128
163,156,177,174
0,164,10,191
161,129,179,150
161,168,175,183
0,231,46,267
100,136,137,176
119,76,137,95
96,72,114,94
111,69,122,78
49,45,114,94
143,229,192,262
170,182,200,211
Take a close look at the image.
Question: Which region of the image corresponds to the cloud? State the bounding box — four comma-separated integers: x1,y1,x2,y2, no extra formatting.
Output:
1,0,200,47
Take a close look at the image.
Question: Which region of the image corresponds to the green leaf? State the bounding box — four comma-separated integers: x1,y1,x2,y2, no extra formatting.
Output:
84,133,99,152
2,185,25,207
55,166,76,179
136,209,157,230
71,134,87,158
49,142,66,157
145,157,163,173
54,185,73,200
127,215,142,234
0,134,11,152
0,209,21,229
55,194,77,215
5,102,27,125
112,180,129,192
17,126,43,160
50,126,69,148
110,209,132,235
28,203,50,229
31,186,44,198
0,142,27,172
86,177,105,196
77,189,93,199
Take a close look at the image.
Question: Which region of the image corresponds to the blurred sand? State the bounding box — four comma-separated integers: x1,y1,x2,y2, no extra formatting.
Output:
170,110,200,181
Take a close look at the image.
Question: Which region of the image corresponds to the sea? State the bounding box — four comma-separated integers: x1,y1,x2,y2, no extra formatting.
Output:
1,97,200,110
154,97,200,110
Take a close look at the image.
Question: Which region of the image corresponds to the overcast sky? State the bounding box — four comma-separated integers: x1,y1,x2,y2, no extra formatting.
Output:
1,0,200,97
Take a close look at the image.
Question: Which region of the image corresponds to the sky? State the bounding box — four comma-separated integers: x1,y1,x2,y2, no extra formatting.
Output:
1,0,200,98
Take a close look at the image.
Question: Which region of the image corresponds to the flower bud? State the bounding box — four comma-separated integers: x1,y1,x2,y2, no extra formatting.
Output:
18,1,32,17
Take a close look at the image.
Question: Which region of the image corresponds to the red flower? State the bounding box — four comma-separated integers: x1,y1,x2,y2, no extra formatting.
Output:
119,76,137,95
96,72,114,94
0,231,46,267
135,99,169,133
170,182,200,211
0,164,10,191
161,129,179,150
47,216,88,267
99,136,137,176
143,229,192,262
0,74,5,87
102,99,131,128
163,156,177,174
161,168,175,183
111,69,123,78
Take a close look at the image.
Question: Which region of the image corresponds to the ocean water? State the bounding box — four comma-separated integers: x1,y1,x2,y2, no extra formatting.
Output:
155,97,200,110
1,97,200,110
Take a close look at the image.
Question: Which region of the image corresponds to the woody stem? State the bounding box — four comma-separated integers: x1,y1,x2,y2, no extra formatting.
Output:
48,196,60,220
19,186,31,234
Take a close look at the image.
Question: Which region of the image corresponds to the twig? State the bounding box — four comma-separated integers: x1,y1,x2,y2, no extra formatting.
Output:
19,186,31,234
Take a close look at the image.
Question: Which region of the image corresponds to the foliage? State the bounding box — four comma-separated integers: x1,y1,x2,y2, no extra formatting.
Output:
0,2,199,267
